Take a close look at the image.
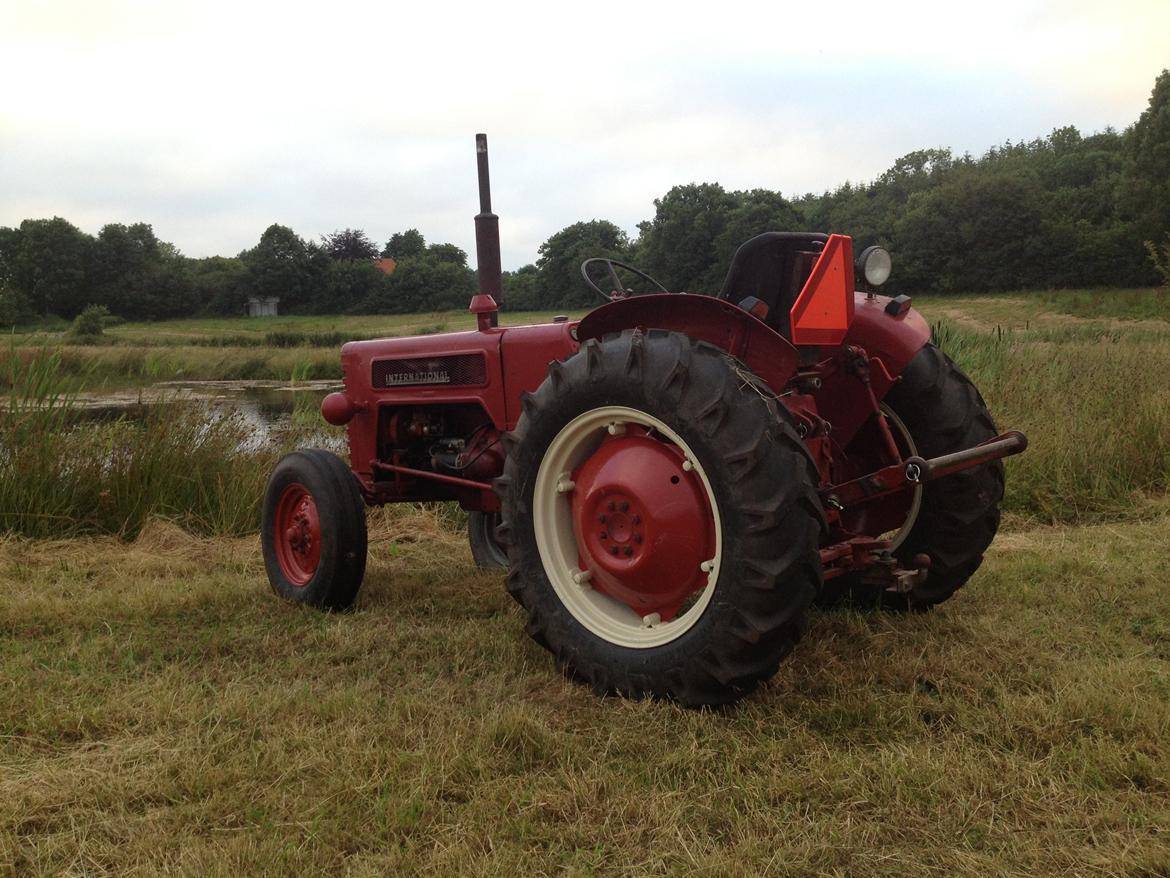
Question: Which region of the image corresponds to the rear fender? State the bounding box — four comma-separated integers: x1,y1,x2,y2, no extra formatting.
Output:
844,293,932,377
814,294,932,446
576,294,800,392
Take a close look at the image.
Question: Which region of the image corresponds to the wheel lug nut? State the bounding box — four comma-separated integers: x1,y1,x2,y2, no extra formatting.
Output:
623,546,633,557
610,546,619,556
600,531,608,540
599,514,607,523
620,501,629,512
632,515,640,524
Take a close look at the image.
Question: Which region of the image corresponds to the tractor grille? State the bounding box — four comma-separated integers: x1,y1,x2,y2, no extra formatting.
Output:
371,354,487,389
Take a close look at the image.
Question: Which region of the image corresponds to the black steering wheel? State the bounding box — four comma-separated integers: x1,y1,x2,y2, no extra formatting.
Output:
580,258,670,302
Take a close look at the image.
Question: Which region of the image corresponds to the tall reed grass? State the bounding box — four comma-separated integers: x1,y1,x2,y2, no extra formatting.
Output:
1,346,276,538
933,321,1170,520
3,310,1169,542
0,345,343,389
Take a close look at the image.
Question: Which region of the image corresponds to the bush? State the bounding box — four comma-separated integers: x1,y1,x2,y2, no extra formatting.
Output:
0,286,35,327
70,304,111,339
1144,233,1170,286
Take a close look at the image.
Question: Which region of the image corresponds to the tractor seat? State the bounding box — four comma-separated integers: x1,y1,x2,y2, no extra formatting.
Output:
718,232,828,339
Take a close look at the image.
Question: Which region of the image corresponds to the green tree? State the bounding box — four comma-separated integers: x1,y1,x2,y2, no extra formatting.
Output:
382,229,426,260
893,168,1052,293
321,259,388,314
189,256,249,315
426,242,469,267
91,222,197,319
70,303,110,339
241,224,327,313
322,228,379,261
1146,233,1170,286
363,258,474,313
502,265,542,312
0,217,93,317
711,189,803,282
535,220,631,309
636,184,737,293
1123,70,1170,249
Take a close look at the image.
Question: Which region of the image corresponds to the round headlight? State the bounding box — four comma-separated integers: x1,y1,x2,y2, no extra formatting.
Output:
857,246,892,287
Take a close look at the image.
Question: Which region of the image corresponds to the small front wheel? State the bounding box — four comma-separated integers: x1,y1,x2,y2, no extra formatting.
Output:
261,449,368,610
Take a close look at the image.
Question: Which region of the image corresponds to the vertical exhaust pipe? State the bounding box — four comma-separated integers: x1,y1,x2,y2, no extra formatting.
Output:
474,133,503,309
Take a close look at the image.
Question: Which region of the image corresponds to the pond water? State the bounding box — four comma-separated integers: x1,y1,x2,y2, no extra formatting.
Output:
67,379,343,449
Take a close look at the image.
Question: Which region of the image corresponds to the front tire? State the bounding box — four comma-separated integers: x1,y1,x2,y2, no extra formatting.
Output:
262,449,368,610
497,330,824,707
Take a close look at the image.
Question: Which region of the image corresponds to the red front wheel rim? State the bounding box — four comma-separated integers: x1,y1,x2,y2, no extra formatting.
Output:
273,483,322,586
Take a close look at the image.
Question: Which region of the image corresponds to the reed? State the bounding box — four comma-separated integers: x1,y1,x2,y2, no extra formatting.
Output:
932,320,1170,520
1,346,276,538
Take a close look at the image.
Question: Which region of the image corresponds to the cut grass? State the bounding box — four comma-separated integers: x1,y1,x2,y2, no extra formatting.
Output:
1,509,1168,875
3,289,1170,873
915,286,1170,328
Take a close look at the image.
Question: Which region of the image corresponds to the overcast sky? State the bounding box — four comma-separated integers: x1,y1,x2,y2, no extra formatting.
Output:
1,0,1167,269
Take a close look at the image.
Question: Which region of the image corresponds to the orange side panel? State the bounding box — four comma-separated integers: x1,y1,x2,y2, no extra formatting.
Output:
789,234,855,346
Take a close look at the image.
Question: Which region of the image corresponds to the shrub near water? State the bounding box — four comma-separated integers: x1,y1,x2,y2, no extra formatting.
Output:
1,347,271,538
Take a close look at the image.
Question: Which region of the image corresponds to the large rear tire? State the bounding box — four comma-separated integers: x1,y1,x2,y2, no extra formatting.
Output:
497,329,824,707
830,343,1003,610
261,449,368,610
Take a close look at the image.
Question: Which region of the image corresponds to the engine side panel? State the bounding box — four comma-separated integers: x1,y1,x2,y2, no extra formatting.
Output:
340,329,507,484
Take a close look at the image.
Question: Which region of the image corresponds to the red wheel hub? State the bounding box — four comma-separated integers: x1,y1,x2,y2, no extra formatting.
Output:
273,483,321,586
570,431,716,620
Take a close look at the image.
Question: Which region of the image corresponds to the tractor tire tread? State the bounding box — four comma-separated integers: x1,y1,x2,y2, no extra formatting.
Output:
497,329,823,707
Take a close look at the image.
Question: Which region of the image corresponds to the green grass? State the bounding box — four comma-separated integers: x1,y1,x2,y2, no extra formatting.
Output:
917,291,1170,521
915,286,1170,328
0,346,332,539
1,510,1168,874
5,309,581,387
12,309,577,346
3,289,1170,873
5,289,1170,535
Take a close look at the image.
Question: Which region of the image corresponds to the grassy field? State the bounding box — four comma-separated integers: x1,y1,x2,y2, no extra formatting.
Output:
2,509,1168,875
5,310,574,387
3,287,1170,874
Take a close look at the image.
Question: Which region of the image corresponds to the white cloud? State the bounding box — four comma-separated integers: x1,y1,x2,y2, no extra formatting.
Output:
1,0,1167,266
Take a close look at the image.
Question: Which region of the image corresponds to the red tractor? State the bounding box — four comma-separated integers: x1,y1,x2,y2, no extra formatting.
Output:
262,135,1026,706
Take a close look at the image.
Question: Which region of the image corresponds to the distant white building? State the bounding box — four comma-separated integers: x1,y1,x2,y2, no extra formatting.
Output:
246,296,280,317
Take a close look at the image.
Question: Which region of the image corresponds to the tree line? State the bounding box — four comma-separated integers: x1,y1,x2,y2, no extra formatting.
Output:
2,71,1166,325
0,221,477,324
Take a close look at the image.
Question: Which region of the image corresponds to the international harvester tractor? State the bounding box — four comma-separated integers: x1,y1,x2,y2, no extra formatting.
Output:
262,135,1026,706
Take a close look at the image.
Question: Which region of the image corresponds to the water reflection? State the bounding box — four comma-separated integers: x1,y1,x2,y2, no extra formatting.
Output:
67,379,343,450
